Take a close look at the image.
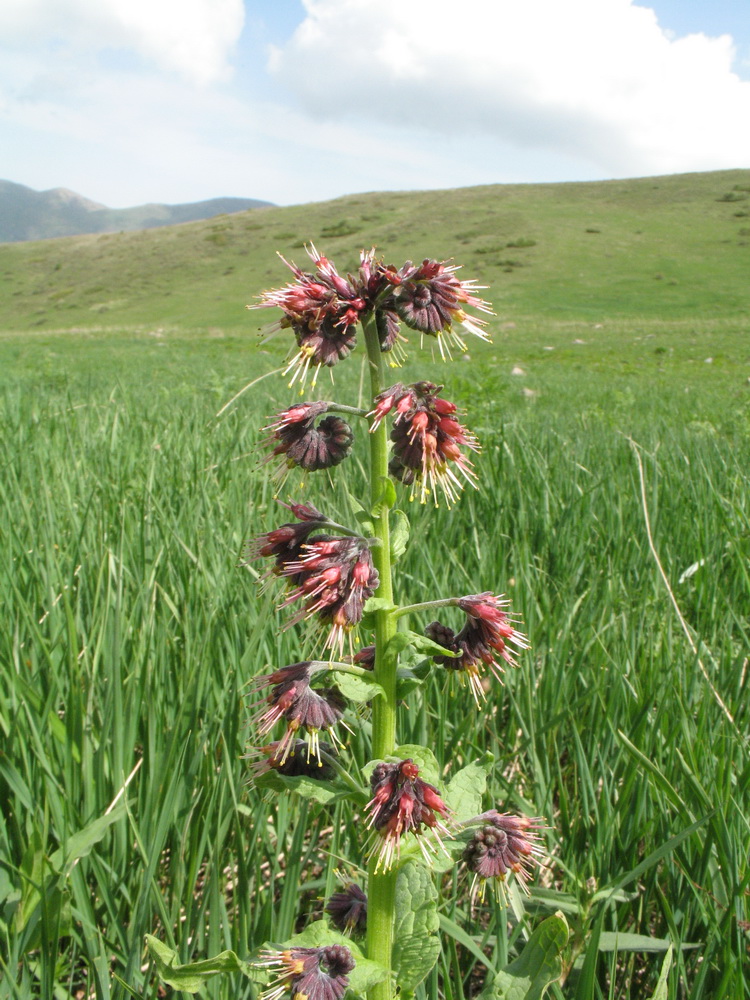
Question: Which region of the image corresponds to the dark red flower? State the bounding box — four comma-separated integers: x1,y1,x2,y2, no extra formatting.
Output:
245,502,329,569
277,535,379,653
264,401,353,477
249,661,347,762
245,737,337,782
326,881,367,934
391,258,493,358
425,592,528,704
253,244,378,390
255,944,355,1000
350,644,376,670
366,758,450,871
462,811,544,901
369,382,480,507
247,505,378,651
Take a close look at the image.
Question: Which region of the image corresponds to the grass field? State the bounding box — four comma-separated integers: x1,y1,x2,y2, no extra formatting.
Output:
1,171,749,999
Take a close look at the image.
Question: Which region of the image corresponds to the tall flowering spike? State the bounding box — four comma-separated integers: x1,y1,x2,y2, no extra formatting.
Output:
263,401,353,478
255,944,355,1000
425,592,529,705
369,382,480,507
391,258,494,359
249,661,347,763
326,881,368,935
366,758,451,872
461,811,544,902
245,737,337,782
252,245,369,391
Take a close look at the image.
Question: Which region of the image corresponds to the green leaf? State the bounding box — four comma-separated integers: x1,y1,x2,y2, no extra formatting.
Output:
145,935,252,993
49,801,126,876
344,487,374,536
390,509,410,563
597,933,697,953
392,861,440,992
439,913,497,972
335,671,386,704
479,914,568,1000
402,630,460,659
371,476,397,515
648,945,673,1000
445,754,495,822
361,596,397,629
253,770,342,804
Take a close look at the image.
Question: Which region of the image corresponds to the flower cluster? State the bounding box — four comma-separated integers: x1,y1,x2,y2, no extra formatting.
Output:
252,246,493,388
245,737,337,782
366,759,450,871
255,945,355,1000
249,662,346,763
461,810,544,902
326,881,368,935
248,504,379,652
264,401,353,478
368,381,480,506
425,592,529,704
385,257,493,358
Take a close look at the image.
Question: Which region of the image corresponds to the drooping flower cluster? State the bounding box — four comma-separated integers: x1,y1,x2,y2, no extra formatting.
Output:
368,381,480,506
248,503,379,652
326,881,368,935
252,246,493,388
425,592,529,704
245,737,337,782
384,257,493,358
461,810,544,902
249,661,346,763
366,759,450,872
255,944,355,1000
264,401,353,478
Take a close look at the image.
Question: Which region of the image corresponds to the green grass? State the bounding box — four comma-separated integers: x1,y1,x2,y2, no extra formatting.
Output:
1,171,749,999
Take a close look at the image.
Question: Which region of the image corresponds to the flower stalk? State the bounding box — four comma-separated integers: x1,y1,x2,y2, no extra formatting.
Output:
362,311,399,998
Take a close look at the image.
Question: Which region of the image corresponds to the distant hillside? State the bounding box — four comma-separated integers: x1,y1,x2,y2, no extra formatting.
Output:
0,169,748,334
0,180,273,243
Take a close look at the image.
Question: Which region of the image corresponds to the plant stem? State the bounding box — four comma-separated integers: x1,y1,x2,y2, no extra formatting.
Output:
362,312,398,1000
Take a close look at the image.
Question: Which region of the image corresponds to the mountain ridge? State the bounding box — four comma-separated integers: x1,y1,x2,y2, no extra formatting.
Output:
0,179,273,243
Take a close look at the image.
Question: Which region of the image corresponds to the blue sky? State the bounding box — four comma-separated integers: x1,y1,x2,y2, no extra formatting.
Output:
1,0,748,208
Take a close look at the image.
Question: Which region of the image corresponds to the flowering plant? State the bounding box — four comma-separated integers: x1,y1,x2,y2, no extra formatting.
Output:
148,245,567,999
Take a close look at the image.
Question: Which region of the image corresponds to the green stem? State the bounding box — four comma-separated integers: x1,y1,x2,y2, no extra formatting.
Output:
392,597,461,619
362,312,398,1000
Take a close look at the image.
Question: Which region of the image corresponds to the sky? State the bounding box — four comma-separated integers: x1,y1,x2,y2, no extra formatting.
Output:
1,0,749,208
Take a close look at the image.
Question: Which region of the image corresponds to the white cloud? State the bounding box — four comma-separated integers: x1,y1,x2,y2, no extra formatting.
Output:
0,0,244,84
268,0,750,174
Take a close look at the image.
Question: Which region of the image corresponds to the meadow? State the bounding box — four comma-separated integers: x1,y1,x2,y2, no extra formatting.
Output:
1,170,749,999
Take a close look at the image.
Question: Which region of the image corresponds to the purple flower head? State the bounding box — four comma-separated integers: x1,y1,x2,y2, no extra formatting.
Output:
247,505,378,651
369,382,480,507
425,592,528,704
245,737,337,782
462,811,544,901
326,881,367,934
253,244,368,390
366,758,451,872
249,661,347,763
277,536,379,653
390,258,493,358
264,401,353,478
255,944,355,1000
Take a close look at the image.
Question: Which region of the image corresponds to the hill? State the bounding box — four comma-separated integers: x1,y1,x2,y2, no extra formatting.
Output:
0,169,748,333
0,179,273,243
